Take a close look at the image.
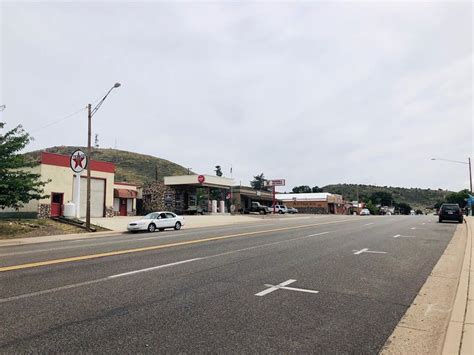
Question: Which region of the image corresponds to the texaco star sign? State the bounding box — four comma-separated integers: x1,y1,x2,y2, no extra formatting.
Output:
70,149,88,173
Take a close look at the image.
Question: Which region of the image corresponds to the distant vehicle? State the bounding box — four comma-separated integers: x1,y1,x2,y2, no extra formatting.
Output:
242,202,271,214
287,207,298,214
410,210,416,215
438,204,463,223
128,211,184,233
271,205,288,214
360,209,370,216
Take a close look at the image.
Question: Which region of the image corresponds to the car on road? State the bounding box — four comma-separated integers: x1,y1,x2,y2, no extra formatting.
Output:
360,209,371,216
438,203,463,223
287,207,298,214
127,211,185,233
271,205,288,214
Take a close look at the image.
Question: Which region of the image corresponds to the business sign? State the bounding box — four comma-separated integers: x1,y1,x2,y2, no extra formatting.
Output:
197,175,205,184
265,179,286,187
70,149,87,173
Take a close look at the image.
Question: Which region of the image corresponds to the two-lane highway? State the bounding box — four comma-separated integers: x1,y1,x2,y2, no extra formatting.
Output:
0,215,459,353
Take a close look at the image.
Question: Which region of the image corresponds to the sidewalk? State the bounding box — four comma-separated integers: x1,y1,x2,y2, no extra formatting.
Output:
442,216,473,354
0,214,264,247
382,217,473,355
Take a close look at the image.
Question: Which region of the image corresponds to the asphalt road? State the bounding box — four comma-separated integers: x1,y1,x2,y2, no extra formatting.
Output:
0,215,459,353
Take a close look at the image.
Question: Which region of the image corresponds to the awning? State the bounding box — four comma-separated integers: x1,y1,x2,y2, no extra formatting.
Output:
114,188,138,199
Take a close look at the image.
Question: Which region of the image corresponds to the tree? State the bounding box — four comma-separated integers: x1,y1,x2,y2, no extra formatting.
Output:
292,185,311,193
215,165,223,177
395,202,412,215
446,189,469,208
369,191,393,206
0,123,48,209
365,200,378,215
250,173,269,191
311,186,323,193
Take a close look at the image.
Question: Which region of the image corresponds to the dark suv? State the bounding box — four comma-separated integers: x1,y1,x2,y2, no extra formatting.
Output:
438,203,463,223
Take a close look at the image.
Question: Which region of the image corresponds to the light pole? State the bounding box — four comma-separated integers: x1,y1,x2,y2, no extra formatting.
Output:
85,83,121,231
431,157,472,193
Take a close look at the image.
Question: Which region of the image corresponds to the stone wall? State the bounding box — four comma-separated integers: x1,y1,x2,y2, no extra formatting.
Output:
38,204,51,219
296,207,328,214
105,206,114,218
141,182,176,215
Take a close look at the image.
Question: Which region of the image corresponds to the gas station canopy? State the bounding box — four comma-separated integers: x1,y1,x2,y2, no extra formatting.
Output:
164,175,234,189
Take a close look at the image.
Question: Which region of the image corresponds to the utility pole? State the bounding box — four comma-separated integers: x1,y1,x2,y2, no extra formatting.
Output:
469,157,472,193
86,103,92,231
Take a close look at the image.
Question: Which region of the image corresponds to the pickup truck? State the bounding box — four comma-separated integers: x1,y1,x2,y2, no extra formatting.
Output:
242,202,271,215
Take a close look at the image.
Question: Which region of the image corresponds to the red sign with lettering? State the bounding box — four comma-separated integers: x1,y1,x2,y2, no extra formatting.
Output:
198,175,205,184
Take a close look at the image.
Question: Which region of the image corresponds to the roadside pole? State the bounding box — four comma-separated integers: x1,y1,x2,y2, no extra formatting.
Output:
75,173,81,218
273,185,275,214
86,104,92,231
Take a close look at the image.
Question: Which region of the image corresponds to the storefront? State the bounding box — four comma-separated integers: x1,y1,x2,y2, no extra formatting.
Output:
0,152,137,219
140,175,234,215
231,186,276,212
276,192,345,214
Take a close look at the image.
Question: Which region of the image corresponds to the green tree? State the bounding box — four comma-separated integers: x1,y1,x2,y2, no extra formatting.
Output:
250,173,269,191
292,185,311,193
365,200,378,215
395,202,412,215
311,186,323,193
215,165,223,177
369,191,393,206
0,123,48,209
446,189,469,208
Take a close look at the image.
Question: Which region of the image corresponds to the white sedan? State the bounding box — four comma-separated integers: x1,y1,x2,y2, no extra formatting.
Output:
127,211,184,233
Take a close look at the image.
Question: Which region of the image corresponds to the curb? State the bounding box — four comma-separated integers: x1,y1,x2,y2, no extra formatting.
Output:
442,217,473,354
381,219,469,355
0,231,128,247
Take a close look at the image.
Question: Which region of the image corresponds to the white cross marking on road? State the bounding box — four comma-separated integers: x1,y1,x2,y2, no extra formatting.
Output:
255,279,319,297
393,234,416,238
353,248,387,255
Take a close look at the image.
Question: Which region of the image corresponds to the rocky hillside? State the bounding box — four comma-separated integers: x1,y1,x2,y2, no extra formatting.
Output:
26,146,190,186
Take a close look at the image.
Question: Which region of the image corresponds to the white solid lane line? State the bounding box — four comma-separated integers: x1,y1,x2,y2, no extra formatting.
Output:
364,223,375,226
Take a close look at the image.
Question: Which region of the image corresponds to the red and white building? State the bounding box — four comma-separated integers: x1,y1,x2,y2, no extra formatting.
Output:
0,152,138,218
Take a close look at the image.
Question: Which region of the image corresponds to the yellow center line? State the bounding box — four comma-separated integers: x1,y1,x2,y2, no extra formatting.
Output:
0,219,356,272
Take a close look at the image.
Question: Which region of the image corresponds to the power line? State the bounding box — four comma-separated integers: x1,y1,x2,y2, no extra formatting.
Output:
30,105,87,133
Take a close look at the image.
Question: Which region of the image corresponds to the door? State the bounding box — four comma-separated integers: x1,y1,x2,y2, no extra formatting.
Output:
51,193,63,217
119,198,127,216
157,212,170,228
74,177,106,218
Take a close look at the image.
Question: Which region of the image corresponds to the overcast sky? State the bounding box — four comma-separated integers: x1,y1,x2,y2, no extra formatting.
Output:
1,1,472,192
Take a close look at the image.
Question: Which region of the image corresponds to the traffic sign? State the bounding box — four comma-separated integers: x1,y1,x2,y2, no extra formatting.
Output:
70,149,87,173
265,179,286,187
198,175,205,184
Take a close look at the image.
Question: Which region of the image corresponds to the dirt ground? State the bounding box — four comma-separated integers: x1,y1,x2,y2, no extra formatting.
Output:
0,219,106,240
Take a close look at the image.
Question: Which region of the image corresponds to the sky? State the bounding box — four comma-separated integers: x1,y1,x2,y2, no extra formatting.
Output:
1,1,472,192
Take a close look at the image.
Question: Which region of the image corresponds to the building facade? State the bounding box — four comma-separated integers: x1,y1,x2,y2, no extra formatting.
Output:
1,152,137,219
276,192,345,214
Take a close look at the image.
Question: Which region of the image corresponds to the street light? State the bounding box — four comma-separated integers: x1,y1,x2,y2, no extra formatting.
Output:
85,83,121,231
431,157,472,193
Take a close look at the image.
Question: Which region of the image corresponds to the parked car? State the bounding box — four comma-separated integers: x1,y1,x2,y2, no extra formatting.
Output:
438,204,463,223
128,211,185,233
287,207,298,214
271,205,288,214
242,202,271,214
360,209,371,216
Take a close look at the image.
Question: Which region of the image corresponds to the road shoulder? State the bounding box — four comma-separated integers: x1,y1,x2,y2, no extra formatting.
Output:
381,218,470,355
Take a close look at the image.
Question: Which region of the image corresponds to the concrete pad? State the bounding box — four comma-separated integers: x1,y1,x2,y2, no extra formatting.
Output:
460,324,474,355
88,214,263,232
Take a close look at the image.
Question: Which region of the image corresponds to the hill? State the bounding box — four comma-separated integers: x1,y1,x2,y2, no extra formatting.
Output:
26,146,190,185
322,183,452,209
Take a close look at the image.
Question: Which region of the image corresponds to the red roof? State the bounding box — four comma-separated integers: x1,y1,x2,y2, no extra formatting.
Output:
40,152,115,173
